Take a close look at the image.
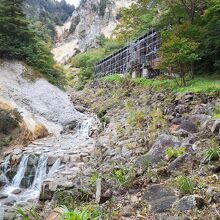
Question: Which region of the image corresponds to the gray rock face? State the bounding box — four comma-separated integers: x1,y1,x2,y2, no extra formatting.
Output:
53,0,133,63
173,195,205,211
143,184,177,213
146,134,181,164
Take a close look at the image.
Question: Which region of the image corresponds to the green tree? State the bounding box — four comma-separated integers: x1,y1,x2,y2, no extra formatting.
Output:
159,31,199,86
0,0,65,86
199,0,220,72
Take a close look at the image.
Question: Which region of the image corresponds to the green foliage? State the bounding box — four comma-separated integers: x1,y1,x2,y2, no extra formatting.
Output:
71,38,123,89
25,0,75,40
159,31,199,86
0,108,22,135
127,110,145,127
64,209,93,220
110,165,135,189
0,0,65,86
141,155,151,171
202,144,220,163
176,175,195,194
63,206,103,220
16,207,39,220
114,0,220,76
166,147,186,161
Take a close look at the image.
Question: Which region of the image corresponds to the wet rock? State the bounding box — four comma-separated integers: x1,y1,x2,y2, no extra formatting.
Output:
0,194,8,199
146,134,181,164
47,156,58,166
173,195,205,211
11,188,21,194
4,196,17,206
143,184,177,213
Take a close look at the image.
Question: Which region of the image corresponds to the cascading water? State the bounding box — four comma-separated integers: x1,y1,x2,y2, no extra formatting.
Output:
47,158,61,178
1,155,10,184
31,155,48,190
11,155,29,188
0,115,95,218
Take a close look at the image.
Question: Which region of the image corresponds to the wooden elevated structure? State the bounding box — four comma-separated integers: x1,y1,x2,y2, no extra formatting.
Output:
95,29,160,78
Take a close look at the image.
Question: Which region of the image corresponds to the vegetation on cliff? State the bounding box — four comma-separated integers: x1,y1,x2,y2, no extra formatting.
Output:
0,0,65,86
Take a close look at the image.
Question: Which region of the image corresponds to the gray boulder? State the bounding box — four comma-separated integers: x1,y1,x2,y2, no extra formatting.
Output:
173,195,205,211
143,184,177,213
146,134,181,164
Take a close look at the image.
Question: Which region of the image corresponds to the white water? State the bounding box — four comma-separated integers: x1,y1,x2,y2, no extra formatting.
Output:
47,158,61,178
31,155,48,191
11,155,29,188
1,155,10,184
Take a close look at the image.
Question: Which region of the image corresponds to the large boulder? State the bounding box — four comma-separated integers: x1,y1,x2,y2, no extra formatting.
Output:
143,184,177,213
146,134,181,164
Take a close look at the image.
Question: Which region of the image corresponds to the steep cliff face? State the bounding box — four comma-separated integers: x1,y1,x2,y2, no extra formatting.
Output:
52,0,133,63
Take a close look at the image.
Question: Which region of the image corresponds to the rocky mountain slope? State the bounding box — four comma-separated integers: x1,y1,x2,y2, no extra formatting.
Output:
52,0,133,63
24,0,75,40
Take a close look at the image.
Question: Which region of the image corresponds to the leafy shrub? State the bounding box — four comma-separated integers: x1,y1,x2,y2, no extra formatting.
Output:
165,147,186,161
176,175,195,194
0,108,22,135
202,146,220,163
110,165,135,189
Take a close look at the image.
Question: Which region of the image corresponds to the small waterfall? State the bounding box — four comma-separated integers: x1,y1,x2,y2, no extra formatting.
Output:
1,155,10,184
31,155,48,190
47,158,61,178
11,155,29,188
78,118,93,136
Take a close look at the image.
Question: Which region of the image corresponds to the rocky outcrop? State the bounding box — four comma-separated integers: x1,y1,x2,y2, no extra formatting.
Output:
52,0,133,63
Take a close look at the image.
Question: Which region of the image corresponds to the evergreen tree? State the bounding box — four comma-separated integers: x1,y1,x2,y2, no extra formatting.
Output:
0,0,33,58
0,0,65,86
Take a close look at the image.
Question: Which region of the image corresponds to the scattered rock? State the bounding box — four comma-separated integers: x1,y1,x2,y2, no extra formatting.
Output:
173,195,205,211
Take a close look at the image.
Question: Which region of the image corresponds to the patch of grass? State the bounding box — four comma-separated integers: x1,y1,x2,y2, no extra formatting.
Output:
102,74,123,83
111,75,220,93
165,147,186,161
127,110,145,127
63,205,104,220
202,145,220,163
176,175,195,194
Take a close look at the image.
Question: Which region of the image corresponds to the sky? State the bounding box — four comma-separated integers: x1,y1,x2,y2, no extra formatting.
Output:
64,0,80,6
